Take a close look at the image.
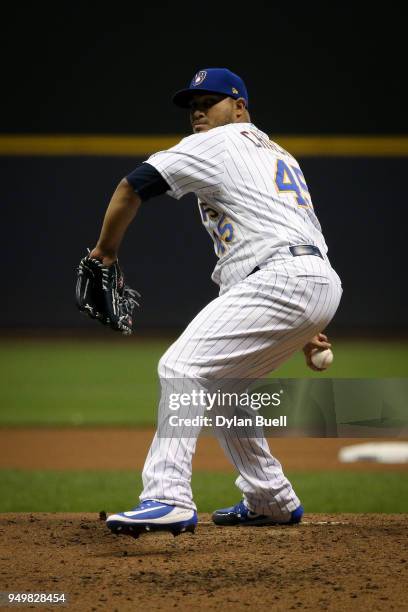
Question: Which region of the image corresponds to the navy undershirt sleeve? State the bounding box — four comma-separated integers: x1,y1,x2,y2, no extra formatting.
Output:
126,163,170,202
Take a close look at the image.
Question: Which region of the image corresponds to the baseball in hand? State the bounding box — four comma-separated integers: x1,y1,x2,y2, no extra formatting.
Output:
310,347,334,370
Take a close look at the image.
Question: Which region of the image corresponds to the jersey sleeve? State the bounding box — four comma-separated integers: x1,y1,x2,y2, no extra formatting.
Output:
145,129,226,200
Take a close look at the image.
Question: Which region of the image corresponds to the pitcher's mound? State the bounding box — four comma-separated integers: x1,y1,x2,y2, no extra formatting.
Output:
0,513,407,611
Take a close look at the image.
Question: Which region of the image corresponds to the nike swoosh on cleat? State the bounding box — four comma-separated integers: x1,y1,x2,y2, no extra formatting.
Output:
123,505,168,517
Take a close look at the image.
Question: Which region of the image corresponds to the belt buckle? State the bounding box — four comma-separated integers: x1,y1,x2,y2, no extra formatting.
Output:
289,245,322,259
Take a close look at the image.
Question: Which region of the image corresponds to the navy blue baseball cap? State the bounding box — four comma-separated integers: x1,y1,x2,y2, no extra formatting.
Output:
172,68,249,109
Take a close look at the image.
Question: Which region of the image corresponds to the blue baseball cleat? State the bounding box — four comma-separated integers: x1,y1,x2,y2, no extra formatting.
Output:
212,500,304,526
106,500,198,538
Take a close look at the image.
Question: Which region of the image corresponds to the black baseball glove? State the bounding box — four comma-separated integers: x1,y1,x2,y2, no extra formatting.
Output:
75,254,140,335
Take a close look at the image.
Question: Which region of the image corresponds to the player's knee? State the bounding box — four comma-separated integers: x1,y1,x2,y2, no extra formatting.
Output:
158,353,170,377
158,346,204,378
158,351,183,378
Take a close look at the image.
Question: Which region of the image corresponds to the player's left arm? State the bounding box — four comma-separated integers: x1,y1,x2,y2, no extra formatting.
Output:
89,164,170,264
303,332,331,372
89,178,141,264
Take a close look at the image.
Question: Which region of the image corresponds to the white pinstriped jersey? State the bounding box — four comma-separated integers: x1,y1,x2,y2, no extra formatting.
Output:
139,123,342,516
147,122,329,291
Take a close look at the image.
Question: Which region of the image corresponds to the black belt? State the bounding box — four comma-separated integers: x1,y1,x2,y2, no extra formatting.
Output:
249,245,323,276
289,245,323,258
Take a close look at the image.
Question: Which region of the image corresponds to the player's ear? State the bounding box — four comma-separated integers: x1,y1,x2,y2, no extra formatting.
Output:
234,97,247,118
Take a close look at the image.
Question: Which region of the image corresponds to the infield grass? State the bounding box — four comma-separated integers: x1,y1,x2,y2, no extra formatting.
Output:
0,339,407,426
0,470,406,513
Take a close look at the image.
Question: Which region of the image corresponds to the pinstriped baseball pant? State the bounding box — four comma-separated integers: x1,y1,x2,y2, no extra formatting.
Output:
140,258,342,520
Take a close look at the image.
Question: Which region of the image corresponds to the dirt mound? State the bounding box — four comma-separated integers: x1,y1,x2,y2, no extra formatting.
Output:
0,513,407,611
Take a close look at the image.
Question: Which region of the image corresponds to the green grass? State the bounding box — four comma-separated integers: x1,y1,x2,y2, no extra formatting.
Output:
0,339,407,426
0,470,407,513
0,340,167,426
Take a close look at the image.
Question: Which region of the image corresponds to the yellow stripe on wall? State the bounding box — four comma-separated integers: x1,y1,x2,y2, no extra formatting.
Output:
0,135,408,157
0,136,181,157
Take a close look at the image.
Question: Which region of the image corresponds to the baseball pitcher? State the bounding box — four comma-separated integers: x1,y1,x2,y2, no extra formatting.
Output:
77,68,342,538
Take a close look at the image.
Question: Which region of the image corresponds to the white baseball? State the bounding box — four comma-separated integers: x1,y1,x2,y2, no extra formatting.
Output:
310,348,334,370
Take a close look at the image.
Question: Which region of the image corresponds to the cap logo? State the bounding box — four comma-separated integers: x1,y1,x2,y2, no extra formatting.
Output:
232,87,238,94
193,70,207,86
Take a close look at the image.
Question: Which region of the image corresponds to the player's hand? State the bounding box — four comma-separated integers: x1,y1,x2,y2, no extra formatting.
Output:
88,246,117,267
303,332,332,371
76,251,140,335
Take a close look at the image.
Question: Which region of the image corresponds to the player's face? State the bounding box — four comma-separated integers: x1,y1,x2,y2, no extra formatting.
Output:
189,94,237,133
